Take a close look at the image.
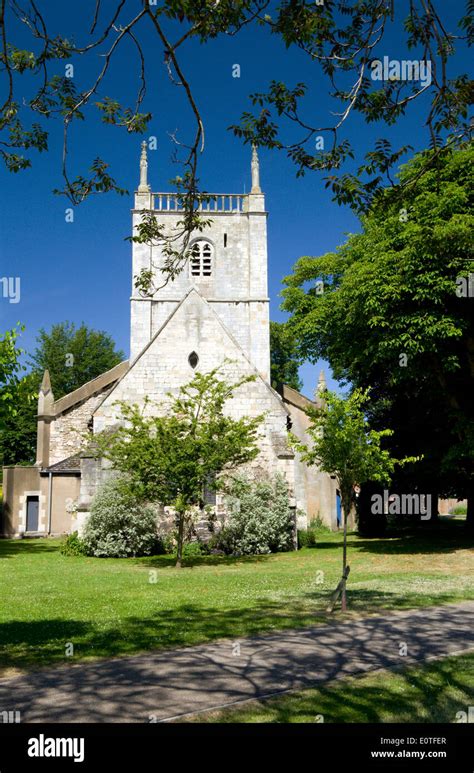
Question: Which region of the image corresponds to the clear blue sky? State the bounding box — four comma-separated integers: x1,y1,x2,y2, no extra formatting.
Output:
0,1,470,397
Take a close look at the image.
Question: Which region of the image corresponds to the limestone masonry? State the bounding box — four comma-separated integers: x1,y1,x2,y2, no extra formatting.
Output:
1,144,338,538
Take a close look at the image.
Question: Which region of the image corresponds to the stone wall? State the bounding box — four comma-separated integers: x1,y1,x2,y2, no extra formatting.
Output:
130,192,270,381
89,289,295,527
1,466,43,536
49,393,107,465
49,474,81,535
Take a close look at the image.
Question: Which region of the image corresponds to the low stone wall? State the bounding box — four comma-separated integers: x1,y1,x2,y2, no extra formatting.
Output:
1,466,43,536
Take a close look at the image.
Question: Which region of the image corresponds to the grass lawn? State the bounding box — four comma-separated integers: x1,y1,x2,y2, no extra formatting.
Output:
188,652,474,723
0,520,473,675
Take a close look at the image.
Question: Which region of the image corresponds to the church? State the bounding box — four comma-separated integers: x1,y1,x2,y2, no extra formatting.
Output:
1,145,338,538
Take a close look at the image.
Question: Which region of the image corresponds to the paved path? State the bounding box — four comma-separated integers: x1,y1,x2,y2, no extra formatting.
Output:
0,602,472,723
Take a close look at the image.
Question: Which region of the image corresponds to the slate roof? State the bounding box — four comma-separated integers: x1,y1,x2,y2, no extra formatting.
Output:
43,454,82,473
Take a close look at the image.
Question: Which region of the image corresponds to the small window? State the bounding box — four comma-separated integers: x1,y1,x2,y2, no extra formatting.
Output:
188,351,199,369
224,233,227,248
190,241,213,278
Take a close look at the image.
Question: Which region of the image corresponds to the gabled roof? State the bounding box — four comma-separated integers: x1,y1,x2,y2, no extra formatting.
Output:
94,287,290,416
53,360,129,417
277,384,316,411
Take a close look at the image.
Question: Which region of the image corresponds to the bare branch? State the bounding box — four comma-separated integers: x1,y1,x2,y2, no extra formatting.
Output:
90,0,102,35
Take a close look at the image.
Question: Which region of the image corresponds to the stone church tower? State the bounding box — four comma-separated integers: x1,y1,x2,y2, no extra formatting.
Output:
130,142,270,379
1,145,338,538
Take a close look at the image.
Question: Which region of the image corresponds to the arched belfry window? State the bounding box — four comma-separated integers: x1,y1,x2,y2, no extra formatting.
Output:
190,240,213,278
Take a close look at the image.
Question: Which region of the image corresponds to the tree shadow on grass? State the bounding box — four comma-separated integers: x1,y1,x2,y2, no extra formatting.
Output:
0,597,471,722
0,538,60,558
351,532,474,556
226,655,474,723
316,521,474,556
136,552,276,569
0,587,471,675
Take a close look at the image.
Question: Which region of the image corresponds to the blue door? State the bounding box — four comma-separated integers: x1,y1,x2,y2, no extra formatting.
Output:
336,492,342,528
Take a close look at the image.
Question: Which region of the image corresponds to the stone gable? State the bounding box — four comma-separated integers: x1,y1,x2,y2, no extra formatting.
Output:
95,289,293,476
49,392,105,465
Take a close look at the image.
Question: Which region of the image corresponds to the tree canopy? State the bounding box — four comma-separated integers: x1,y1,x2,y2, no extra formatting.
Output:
1,1,471,281
0,325,25,430
30,321,125,400
0,371,38,468
282,142,474,525
270,320,303,391
0,322,125,468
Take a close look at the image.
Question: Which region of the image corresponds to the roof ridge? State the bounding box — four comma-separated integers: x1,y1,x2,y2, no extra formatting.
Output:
53,360,129,416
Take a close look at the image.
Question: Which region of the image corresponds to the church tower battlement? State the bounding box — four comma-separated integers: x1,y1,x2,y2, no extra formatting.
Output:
130,143,270,382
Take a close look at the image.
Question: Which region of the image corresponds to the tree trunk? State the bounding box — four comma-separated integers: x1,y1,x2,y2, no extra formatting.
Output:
421,491,438,525
341,492,351,611
357,481,386,536
175,510,185,568
466,484,474,534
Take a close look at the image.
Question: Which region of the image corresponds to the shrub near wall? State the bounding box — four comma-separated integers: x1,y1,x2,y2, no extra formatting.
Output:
60,531,87,556
215,473,295,555
297,528,317,548
83,477,159,558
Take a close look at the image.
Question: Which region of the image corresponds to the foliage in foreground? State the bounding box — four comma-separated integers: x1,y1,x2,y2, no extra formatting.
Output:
2,2,470,217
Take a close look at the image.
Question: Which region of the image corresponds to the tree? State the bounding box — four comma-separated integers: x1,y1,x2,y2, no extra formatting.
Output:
282,142,474,530
1,2,471,284
0,372,38,468
30,322,125,399
95,368,264,567
0,322,125,468
292,388,403,610
0,326,37,473
270,320,303,391
0,325,25,431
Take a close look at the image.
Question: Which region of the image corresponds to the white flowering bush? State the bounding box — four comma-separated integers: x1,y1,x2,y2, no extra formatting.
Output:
218,473,294,555
83,477,159,558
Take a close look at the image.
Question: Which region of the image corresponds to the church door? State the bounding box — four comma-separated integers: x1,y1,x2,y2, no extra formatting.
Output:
26,496,39,532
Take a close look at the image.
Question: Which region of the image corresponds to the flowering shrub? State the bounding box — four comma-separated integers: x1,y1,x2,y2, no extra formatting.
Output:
83,477,159,558
216,473,295,555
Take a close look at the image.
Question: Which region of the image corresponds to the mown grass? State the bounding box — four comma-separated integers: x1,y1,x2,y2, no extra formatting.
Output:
189,652,474,723
0,520,472,674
